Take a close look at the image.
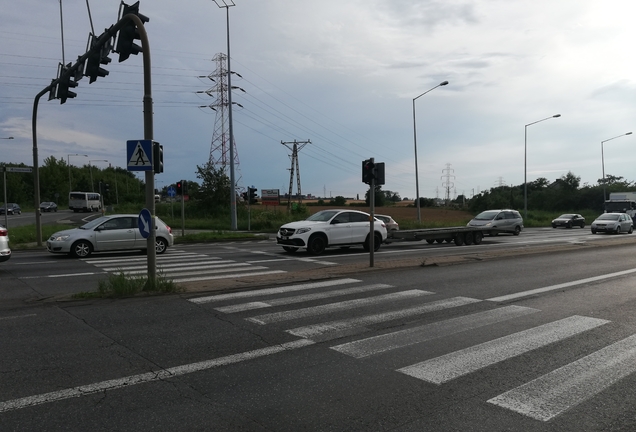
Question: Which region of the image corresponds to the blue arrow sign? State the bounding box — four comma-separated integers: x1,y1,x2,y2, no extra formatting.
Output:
138,208,152,239
167,186,176,197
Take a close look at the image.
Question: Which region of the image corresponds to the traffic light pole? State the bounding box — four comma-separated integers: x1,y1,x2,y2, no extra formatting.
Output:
369,158,375,268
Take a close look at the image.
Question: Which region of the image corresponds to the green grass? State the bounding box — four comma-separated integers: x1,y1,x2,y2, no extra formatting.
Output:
72,271,181,299
8,224,71,248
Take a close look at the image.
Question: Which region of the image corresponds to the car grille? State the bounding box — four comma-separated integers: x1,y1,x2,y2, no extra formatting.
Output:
279,228,295,236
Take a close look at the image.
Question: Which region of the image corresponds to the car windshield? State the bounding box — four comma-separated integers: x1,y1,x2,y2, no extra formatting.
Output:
306,210,339,222
79,216,110,230
473,210,500,220
558,214,575,218
597,214,620,221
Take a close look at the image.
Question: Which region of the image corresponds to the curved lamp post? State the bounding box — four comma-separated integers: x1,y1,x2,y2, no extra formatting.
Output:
413,80,449,223
68,153,88,193
524,114,560,219
1,137,14,140
601,132,632,201
89,159,109,192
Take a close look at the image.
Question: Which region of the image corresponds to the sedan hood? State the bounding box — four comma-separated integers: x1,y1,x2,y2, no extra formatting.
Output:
50,228,81,238
467,219,492,227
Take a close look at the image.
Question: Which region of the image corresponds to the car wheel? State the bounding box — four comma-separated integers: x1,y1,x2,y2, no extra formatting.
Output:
513,226,521,236
155,238,168,254
629,226,634,234
566,222,572,229
363,233,382,252
473,231,484,245
552,224,556,228
616,226,621,235
307,235,327,255
426,239,435,244
591,229,597,234
580,223,585,228
70,240,92,258
283,246,298,253
435,239,444,244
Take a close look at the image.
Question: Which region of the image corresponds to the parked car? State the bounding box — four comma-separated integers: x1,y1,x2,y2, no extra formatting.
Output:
277,209,387,255
590,213,633,234
375,214,399,231
467,209,524,235
0,203,21,215
39,202,58,212
46,214,174,258
552,214,585,229
0,224,10,262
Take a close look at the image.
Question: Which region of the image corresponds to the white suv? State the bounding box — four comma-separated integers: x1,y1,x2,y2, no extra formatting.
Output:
277,209,388,255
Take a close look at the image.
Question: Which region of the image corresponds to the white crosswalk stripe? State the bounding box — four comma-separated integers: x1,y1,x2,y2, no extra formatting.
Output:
331,305,539,359
81,249,287,282
188,277,636,422
246,290,433,325
488,333,636,421
397,315,609,384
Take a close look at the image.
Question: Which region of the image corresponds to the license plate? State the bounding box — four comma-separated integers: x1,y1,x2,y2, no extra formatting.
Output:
282,236,289,240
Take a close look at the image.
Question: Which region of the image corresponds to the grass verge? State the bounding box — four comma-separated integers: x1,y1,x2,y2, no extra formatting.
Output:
72,271,182,299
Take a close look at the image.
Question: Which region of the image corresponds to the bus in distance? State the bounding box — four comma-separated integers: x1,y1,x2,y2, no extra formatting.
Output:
69,192,102,212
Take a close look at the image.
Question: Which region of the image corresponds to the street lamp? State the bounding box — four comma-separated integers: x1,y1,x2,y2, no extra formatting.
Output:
1,137,14,139
68,153,88,193
601,132,632,201
89,160,109,192
213,0,238,230
413,80,449,223
524,114,561,219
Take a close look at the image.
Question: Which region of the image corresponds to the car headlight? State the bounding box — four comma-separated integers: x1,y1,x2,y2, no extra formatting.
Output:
485,222,492,227
296,228,311,234
52,235,70,241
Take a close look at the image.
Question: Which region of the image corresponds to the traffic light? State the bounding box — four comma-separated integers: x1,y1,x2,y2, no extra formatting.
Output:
374,162,385,185
176,181,182,195
104,183,110,194
115,1,149,62
249,187,258,204
153,141,163,173
85,32,112,83
56,63,78,104
362,159,375,184
182,180,188,195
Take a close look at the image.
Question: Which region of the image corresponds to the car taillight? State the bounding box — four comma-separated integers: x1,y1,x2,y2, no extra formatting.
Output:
166,225,172,234
0,229,7,236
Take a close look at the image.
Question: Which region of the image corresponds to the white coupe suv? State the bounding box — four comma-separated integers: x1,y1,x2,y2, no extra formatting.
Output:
277,209,388,255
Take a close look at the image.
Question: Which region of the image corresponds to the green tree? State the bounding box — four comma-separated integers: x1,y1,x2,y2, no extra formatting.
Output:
195,162,231,214
364,185,386,206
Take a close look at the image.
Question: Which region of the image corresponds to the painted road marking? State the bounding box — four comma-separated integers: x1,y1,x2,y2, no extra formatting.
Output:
487,268,636,302
215,283,394,313
332,305,539,359
246,290,433,325
0,339,313,414
174,270,286,283
189,279,361,304
286,297,482,340
488,334,636,421
398,315,609,384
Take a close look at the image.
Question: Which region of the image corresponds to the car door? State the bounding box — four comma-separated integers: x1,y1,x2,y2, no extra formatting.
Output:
349,212,372,242
94,217,137,251
328,212,352,244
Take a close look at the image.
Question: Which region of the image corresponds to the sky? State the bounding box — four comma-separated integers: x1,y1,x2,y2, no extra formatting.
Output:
2,0,636,201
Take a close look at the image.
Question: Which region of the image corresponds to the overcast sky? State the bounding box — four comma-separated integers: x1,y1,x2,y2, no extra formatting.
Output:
2,0,636,201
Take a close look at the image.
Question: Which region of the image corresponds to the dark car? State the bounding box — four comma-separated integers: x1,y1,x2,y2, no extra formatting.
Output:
551,214,585,229
40,202,58,212
0,203,21,215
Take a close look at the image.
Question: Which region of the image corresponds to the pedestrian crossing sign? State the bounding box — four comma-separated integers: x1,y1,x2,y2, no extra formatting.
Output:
126,140,153,171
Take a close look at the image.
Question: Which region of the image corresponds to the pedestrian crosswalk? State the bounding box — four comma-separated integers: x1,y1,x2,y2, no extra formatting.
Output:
81,249,286,283
188,278,636,422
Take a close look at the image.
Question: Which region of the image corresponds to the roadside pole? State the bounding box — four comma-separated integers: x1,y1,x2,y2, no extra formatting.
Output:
369,158,375,268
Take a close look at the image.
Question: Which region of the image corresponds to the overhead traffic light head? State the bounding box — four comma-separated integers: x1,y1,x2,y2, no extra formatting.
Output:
85,32,112,83
115,1,149,62
56,63,78,104
176,181,182,195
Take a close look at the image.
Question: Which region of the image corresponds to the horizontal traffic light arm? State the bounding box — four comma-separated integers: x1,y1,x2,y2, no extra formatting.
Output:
44,11,150,103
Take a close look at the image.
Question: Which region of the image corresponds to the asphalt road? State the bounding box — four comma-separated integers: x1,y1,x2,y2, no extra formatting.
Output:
3,229,636,430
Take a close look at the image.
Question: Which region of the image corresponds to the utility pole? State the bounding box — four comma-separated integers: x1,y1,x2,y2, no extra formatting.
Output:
281,139,310,212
